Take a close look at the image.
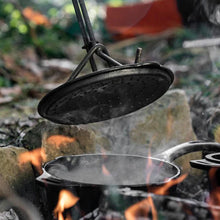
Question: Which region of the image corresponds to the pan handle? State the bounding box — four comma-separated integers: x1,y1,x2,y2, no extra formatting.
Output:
155,140,220,162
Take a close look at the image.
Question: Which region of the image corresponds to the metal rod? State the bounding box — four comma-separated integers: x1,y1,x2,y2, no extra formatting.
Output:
67,44,104,81
134,47,142,64
67,43,123,81
72,0,97,71
79,0,96,44
72,0,89,46
97,50,123,66
71,0,122,74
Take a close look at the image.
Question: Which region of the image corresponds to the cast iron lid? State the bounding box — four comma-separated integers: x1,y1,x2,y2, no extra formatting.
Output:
38,62,174,125
37,0,174,125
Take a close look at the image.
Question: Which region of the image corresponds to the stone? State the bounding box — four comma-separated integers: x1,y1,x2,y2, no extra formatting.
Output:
0,146,38,203
87,89,196,153
207,109,220,143
86,89,198,172
129,89,197,154
22,121,97,162
21,120,45,150
22,89,198,172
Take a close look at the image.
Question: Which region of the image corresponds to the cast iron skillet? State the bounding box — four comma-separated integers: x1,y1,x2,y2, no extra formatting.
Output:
37,141,220,188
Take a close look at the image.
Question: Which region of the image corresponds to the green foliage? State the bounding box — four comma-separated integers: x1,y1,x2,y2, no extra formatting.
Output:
63,4,75,14
1,3,28,35
107,0,123,7
0,2,29,53
34,28,69,58
216,61,220,70
0,76,12,87
48,8,58,17
0,0,110,56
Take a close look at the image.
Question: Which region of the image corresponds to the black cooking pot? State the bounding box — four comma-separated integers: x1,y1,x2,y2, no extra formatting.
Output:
36,141,220,218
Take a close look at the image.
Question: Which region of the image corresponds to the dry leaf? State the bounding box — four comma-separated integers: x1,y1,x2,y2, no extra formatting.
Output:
22,7,51,27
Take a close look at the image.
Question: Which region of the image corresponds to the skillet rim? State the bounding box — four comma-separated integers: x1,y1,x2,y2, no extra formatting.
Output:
40,153,181,187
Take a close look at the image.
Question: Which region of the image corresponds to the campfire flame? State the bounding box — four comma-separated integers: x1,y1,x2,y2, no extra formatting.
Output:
102,164,111,176
125,174,187,220
125,195,157,220
46,135,76,148
146,150,153,183
125,150,188,220
207,168,220,220
101,148,112,176
149,174,187,195
18,148,47,174
54,189,79,220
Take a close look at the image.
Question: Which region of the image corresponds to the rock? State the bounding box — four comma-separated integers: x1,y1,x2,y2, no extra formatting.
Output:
189,93,220,143
21,121,44,150
129,89,197,154
207,109,220,143
87,89,197,154
0,146,37,203
23,121,97,162
23,89,198,172
86,89,198,172
189,93,212,140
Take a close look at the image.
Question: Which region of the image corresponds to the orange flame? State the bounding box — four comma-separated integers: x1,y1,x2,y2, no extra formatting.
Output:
207,168,220,220
149,174,187,195
22,7,51,26
101,149,111,176
46,135,76,148
125,195,157,220
125,170,187,220
102,164,111,176
54,189,79,220
146,150,153,183
64,213,72,220
18,148,47,174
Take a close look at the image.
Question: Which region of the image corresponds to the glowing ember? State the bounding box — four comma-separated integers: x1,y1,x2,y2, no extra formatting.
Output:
125,174,187,219
18,148,46,174
46,135,76,148
54,189,79,220
207,168,220,220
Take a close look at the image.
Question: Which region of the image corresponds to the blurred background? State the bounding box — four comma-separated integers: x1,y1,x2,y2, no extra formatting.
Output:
0,0,220,145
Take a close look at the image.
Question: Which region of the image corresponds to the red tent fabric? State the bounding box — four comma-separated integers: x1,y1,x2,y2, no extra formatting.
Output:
106,0,182,39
